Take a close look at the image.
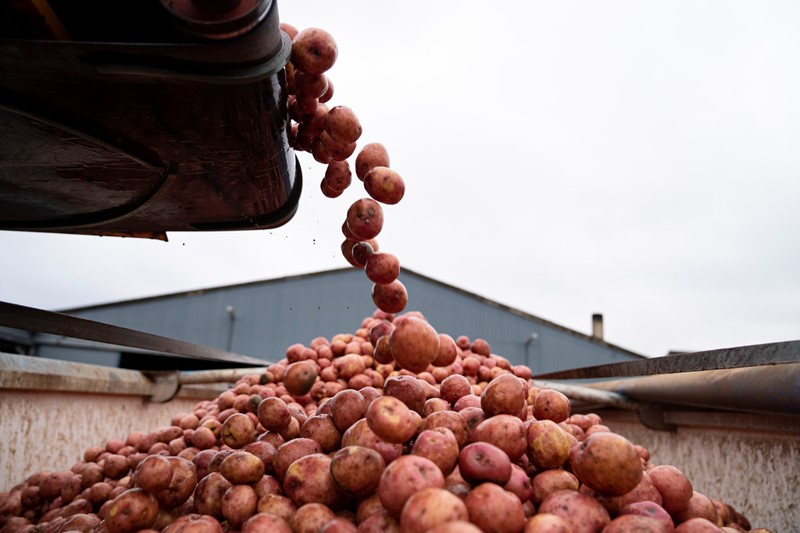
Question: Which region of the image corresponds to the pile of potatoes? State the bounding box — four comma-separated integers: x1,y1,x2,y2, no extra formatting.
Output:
0,310,773,533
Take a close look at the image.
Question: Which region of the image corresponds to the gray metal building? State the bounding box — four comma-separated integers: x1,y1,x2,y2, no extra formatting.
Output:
3,267,645,373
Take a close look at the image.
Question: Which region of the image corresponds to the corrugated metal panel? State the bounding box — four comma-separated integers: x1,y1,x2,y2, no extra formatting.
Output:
21,268,642,372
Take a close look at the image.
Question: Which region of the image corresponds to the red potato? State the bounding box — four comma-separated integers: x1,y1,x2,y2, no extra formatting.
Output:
103,455,130,480
524,514,574,532
433,334,458,367
283,453,341,507
151,457,197,510
465,483,526,533
328,389,367,433
243,441,276,474
273,437,323,481
383,375,426,414
357,510,400,533
256,494,297,521
648,465,694,514
346,198,384,241
356,492,387,522
194,472,232,519
325,105,362,144
241,512,292,533
674,518,723,532
219,451,264,485
504,463,535,503
319,132,357,162
539,490,611,533
399,487,468,533
295,71,328,99
133,455,173,493
291,28,337,75
440,374,473,405
389,316,439,373
473,414,527,462
324,161,352,193
320,517,358,532
378,455,445,516
257,397,292,432
619,501,674,531
299,414,342,453
221,484,258,529
283,361,318,397
526,419,571,470
427,521,483,533
603,514,673,533
351,242,375,268
103,488,159,533
330,445,385,497
220,413,255,449
365,252,400,285
481,373,526,417
290,503,337,533
366,395,417,443
572,432,643,497
364,167,405,205
56,513,100,533
458,441,512,486
372,279,408,316
411,428,460,476
161,514,224,533
533,389,571,423
191,426,217,450
422,410,469,449
674,492,718,524
531,469,580,506
355,143,391,181
596,471,663,514
341,419,403,466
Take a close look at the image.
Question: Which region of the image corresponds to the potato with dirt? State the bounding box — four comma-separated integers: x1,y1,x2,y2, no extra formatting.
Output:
193,472,232,519
411,428,460,476
220,413,255,449
283,453,342,507
221,484,258,529
161,514,224,533
330,445,385,497
399,487,468,533
383,375,426,414
539,490,611,533
272,437,322,481
458,441,513,486
465,482,526,533
388,315,440,373
481,373,526,417
378,454,445,516
474,414,527,462
364,167,405,205
571,432,643,496
421,410,469,449
366,395,417,443
151,457,197,510
526,419,572,470
291,28,338,75
365,252,401,285
355,143,390,181
103,488,159,533
257,397,293,432
283,361,319,397
648,464,694,514
602,514,673,532
256,494,297,521
524,514,574,532
290,503,337,533
372,279,408,314
241,512,292,533
219,451,265,485
341,418,403,465
619,501,674,531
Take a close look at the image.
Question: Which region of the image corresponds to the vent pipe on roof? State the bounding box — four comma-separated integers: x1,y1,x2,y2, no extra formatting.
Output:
591,313,604,340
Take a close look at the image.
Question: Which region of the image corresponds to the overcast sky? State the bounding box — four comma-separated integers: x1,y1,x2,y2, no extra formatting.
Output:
1,0,799,358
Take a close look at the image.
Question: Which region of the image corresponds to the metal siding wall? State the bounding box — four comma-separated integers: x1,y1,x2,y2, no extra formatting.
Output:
55,269,640,371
